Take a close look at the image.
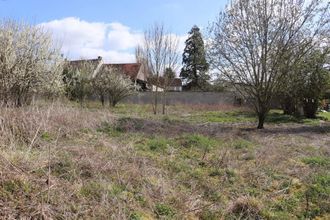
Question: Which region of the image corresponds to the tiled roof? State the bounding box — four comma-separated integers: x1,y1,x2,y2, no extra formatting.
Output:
103,63,142,80
68,57,102,68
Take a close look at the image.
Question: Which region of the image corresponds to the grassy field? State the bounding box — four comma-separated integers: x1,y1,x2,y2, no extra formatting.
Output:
0,102,329,219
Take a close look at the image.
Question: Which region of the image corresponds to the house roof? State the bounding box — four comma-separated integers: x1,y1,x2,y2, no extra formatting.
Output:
68,57,102,68
103,63,142,80
148,77,182,88
171,78,182,87
66,57,148,81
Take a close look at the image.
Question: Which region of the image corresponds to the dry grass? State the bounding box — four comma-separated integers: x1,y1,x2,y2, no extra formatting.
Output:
0,102,329,219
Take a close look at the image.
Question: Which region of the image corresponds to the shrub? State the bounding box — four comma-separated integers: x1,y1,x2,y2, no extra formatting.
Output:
0,19,64,107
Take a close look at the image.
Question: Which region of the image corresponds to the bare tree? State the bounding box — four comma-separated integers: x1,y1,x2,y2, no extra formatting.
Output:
208,0,329,128
0,19,64,107
92,66,135,107
162,34,179,114
139,23,179,114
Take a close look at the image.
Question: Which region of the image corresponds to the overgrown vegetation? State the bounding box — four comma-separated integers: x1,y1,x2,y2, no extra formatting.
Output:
0,101,329,219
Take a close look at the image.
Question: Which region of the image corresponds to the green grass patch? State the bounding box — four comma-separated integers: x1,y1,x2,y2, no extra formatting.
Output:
304,173,330,218
318,111,330,121
148,138,169,151
40,131,53,141
79,181,104,200
302,156,329,167
154,203,175,218
186,110,256,123
97,121,123,137
1,179,32,195
180,134,218,149
232,138,255,149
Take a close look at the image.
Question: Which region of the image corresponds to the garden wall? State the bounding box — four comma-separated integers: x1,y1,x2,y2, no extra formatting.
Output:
123,92,241,106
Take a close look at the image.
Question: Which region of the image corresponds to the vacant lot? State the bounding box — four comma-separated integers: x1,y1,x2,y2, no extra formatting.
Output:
0,102,329,219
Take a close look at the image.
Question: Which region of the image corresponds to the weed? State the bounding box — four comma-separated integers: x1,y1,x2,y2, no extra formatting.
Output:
79,181,104,200
1,179,32,194
40,132,53,141
147,137,170,151
154,203,175,218
232,138,254,149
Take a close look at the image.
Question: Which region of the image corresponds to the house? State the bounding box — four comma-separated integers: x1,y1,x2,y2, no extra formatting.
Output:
66,56,183,92
103,63,150,90
66,56,103,79
148,76,182,92
66,56,150,91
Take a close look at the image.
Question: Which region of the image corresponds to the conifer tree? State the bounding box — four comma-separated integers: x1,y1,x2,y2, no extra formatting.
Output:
180,25,209,89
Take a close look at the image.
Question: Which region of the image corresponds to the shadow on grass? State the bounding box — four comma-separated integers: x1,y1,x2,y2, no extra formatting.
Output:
257,124,330,134
106,115,330,138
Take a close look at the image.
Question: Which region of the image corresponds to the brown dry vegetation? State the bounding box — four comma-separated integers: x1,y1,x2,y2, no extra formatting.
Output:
0,101,329,219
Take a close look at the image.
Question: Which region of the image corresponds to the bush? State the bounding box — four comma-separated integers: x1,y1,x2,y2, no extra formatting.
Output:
0,19,64,106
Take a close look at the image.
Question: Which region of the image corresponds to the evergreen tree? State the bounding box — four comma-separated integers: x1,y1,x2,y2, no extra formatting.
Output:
180,25,209,90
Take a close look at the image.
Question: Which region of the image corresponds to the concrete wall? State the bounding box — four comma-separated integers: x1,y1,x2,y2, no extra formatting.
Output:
123,92,240,106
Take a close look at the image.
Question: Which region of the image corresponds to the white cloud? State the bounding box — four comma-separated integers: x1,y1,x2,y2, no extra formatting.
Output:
39,17,186,64
107,22,143,51
39,17,141,63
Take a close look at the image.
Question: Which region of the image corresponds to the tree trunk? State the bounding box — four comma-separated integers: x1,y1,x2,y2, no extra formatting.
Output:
162,91,166,115
79,96,84,108
257,112,266,129
303,99,318,118
282,97,295,115
153,87,158,115
100,94,105,107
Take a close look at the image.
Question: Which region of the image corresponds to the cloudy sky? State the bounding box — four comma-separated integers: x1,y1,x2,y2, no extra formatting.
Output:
0,0,226,63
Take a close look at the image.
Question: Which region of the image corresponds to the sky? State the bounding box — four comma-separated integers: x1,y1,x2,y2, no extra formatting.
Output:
0,0,227,63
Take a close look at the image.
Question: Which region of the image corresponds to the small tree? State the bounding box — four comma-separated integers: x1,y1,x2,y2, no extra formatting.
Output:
139,23,179,114
63,61,95,106
209,0,329,128
0,19,64,107
278,47,330,117
301,49,330,118
180,25,209,90
92,66,135,107
160,68,176,114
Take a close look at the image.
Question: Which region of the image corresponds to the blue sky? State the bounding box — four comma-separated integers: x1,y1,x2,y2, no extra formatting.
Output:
0,0,227,63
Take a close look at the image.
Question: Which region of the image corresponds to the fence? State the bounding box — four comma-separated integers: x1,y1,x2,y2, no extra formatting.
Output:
123,92,241,106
